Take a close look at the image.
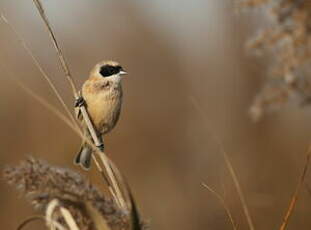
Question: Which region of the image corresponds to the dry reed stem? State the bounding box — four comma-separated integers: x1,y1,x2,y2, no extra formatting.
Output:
60,206,80,230
278,148,311,230
31,0,100,147
31,0,127,211
17,216,45,230
223,152,255,230
32,0,78,95
0,13,92,175
86,203,111,230
108,160,142,230
17,216,71,230
202,183,237,230
0,13,78,129
0,11,102,185
190,96,255,230
46,199,67,230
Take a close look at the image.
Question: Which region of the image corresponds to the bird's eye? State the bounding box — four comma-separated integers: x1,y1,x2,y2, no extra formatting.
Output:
99,65,122,77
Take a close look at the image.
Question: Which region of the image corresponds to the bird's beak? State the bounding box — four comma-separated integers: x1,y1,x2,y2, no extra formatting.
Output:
119,70,127,75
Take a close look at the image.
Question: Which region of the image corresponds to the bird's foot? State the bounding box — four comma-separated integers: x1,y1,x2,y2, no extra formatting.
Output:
74,96,86,107
96,143,105,152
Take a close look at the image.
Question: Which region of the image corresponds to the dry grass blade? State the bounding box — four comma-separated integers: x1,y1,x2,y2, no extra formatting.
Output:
46,199,67,230
202,183,237,230
0,13,78,129
223,152,255,230
31,0,100,148
278,149,311,230
85,202,111,230
14,80,81,138
32,0,77,94
17,216,45,230
190,96,255,230
107,159,143,230
59,207,80,230
46,199,59,230
31,0,127,211
96,153,127,209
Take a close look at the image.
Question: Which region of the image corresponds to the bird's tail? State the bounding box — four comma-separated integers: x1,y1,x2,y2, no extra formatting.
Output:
74,143,93,170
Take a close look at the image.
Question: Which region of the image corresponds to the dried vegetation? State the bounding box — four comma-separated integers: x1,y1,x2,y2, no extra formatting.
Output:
4,158,130,230
240,0,311,120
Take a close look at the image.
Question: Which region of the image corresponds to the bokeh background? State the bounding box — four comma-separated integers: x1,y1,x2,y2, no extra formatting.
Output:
1,0,311,229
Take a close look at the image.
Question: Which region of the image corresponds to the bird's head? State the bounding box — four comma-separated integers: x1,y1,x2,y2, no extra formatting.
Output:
91,60,127,80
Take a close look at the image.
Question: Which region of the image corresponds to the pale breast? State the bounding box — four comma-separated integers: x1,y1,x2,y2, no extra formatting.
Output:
82,79,122,135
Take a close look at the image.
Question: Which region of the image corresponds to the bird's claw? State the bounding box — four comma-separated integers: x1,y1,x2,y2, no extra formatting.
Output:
96,143,105,152
75,96,85,107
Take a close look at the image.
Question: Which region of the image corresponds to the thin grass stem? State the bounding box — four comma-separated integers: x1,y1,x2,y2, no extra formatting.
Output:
202,183,237,230
278,149,311,230
190,95,255,230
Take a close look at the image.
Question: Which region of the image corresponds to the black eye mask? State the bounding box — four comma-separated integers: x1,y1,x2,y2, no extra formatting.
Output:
99,65,122,77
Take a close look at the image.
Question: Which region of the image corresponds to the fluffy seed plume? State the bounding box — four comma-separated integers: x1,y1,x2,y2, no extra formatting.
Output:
240,0,311,120
3,157,130,230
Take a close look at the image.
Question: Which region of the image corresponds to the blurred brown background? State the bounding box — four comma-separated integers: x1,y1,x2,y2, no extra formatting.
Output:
1,0,311,229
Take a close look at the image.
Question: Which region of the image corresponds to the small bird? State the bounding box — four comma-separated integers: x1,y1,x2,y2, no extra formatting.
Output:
74,60,127,170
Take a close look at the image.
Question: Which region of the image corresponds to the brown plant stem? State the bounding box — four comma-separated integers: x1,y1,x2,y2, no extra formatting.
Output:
0,13,78,129
190,96,255,230
32,0,100,147
223,152,255,230
17,216,45,230
202,183,237,230
278,149,311,230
